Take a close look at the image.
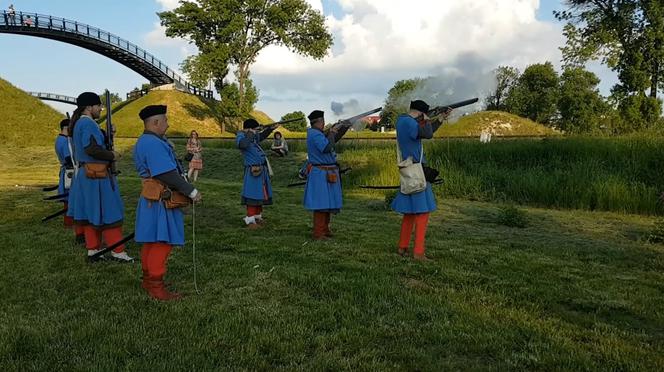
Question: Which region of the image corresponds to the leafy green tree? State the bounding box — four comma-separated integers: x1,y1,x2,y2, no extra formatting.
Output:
99,91,122,105
159,0,333,113
557,67,608,133
556,0,663,130
379,78,423,128
279,110,307,131
505,62,559,125
217,78,259,132
486,66,520,111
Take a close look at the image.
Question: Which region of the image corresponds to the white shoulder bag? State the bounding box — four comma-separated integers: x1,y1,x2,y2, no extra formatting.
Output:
396,139,426,194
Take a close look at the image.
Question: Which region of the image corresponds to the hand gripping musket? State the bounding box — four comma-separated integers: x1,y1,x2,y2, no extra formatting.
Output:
324,107,382,141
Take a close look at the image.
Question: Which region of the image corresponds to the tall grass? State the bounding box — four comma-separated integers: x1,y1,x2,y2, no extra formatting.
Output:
340,136,664,215
174,136,664,215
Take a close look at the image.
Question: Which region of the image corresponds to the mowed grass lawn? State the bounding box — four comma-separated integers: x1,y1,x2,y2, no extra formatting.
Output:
0,142,663,370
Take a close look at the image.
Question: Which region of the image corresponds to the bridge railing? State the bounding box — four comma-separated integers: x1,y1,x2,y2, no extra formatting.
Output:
1,10,213,99
28,91,77,104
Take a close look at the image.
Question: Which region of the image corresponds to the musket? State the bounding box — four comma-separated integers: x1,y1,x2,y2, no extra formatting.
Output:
359,179,444,190
88,232,135,260
104,90,118,175
287,167,352,187
324,107,382,139
44,193,68,201
260,117,303,131
41,208,67,222
427,98,479,117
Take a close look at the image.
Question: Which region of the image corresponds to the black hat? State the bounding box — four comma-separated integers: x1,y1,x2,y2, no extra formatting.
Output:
243,118,259,129
409,100,430,114
139,105,167,121
308,110,324,121
76,92,101,107
59,119,70,129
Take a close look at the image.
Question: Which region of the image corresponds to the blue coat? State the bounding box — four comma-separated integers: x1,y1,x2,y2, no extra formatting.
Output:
236,131,273,205
303,128,342,212
133,132,186,245
66,116,124,226
54,134,71,201
391,115,437,214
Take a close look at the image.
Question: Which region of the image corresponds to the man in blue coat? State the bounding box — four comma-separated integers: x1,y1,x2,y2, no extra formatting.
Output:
391,100,449,261
304,110,342,240
67,92,132,262
236,118,276,229
134,105,201,300
54,118,85,243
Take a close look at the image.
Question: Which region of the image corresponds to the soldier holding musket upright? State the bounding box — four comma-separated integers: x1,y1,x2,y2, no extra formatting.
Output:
134,105,201,300
67,92,133,262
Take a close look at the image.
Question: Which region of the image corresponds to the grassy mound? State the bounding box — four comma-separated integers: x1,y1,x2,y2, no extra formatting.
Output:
107,89,273,137
438,111,560,137
0,77,66,147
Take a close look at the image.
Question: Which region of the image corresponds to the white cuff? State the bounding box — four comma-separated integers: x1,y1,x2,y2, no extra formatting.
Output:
189,189,199,199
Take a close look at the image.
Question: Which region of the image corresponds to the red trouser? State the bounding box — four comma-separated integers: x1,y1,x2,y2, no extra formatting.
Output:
84,225,126,253
74,224,85,237
398,213,430,256
141,242,172,280
247,205,263,217
313,211,331,239
63,203,74,227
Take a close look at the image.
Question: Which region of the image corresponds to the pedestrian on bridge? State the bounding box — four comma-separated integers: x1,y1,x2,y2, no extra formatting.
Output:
7,4,16,25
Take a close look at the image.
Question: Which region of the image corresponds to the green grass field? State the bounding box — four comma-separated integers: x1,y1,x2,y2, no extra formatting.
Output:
0,140,663,370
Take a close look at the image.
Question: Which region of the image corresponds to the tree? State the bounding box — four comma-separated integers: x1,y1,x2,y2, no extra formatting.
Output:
505,62,560,125
486,66,520,111
99,91,122,105
555,0,664,100
217,78,259,132
159,0,333,113
379,78,423,128
557,67,608,133
279,110,307,131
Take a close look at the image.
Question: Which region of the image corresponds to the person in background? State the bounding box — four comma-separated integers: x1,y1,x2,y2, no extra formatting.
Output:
270,131,289,157
54,118,85,243
186,130,203,182
236,119,277,229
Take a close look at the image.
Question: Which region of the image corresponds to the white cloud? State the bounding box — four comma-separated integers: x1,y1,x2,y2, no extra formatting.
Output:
251,0,566,119
155,0,180,10
147,0,570,120
254,0,562,75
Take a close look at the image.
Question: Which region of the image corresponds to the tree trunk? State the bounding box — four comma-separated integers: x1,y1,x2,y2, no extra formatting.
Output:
651,60,659,99
237,64,249,113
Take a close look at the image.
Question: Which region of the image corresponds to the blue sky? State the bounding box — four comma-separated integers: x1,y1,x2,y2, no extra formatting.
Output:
0,0,616,119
